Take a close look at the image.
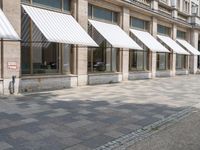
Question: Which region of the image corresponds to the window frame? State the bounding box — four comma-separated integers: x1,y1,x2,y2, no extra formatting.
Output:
130,17,149,31
156,52,170,71
21,0,71,13
88,4,118,24
176,54,186,70
129,50,150,72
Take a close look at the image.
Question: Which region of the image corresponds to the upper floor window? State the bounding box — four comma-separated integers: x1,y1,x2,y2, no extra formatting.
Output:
183,0,190,13
88,4,118,23
157,24,171,36
191,2,198,15
21,0,71,12
177,30,186,39
130,17,149,31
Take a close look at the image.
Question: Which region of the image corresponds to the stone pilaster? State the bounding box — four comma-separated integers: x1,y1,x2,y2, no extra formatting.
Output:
171,24,177,76
75,0,88,85
1,0,21,95
151,17,157,78
121,7,130,81
190,29,199,74
151,0,158,11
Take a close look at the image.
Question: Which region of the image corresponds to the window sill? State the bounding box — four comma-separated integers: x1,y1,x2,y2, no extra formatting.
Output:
88,72,121,76
129,70,151,73
21,74,77,79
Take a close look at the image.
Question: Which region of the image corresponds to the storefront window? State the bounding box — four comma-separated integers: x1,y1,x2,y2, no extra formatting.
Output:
21,11,31,75
88,4,118,23
129,50,149,71
21,12,71,75
157,53,170,70
88,41,119,73
176,54,186,69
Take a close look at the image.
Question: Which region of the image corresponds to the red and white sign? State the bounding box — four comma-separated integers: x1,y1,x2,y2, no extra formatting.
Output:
8,62,17,70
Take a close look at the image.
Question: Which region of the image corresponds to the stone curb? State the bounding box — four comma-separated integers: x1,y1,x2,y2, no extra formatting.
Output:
94,105,196,150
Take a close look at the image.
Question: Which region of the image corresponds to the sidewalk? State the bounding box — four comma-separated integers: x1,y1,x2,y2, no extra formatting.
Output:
0,75,200,150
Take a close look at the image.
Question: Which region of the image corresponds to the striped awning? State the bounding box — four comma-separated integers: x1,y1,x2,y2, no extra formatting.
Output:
88,19,142,50
130,29,169,53
0,9,19,40
22,5,98,47
157,35,190,55
177,39,200,55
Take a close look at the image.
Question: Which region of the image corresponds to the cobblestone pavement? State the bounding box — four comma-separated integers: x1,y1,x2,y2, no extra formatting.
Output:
0,75,200,150
127,109,200,150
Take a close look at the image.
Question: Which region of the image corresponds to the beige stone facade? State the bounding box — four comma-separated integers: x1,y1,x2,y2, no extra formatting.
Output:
0,0,200,95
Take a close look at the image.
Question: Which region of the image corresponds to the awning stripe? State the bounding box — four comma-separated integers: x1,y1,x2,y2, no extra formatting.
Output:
22,5,98,47
157,35,190,55
130,29,169,53
88,19,142,50
0,9,19,40
177,39,200,55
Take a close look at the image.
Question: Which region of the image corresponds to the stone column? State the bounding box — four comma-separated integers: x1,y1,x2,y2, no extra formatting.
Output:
121,7,130,81
1,0,21,95
151,17,157,78
151,0,158,10
75,0,89,85
190,29,199,74
171,24,177,76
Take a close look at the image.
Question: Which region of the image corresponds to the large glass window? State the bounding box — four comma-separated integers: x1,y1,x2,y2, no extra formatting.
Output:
33,0,61,9
88,4,118,23
21,12,71,75
22,0,71,12
157,25,171,36
130,17,149,31
129,51,149,71
88,41,119,73
157,53,170,70
177,30,186,39
176,54,186,69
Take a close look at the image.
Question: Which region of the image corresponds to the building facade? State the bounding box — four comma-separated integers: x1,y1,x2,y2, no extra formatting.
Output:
0,0,200,95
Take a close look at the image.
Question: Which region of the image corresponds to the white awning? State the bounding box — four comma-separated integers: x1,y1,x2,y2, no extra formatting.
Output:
88,19,142,50
22,5,98,47
0,9,19,40
130,29,169,53
177,39,200,55
157,35,190,55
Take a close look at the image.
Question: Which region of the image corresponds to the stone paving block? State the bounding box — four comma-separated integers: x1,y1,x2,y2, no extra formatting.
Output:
0,141,13,150
58,137,81,147
10,130,32,139
104,130,124,138
65,119,93,128
83,135,114,149
78,109,91,115
21,118,38,123
64,144,91,150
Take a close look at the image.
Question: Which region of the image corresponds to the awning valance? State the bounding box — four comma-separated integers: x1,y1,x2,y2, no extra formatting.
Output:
130,29,169,53
177,39,200,55
157,35,190,55
22,5,98,47
0,9,19,40
88,19,142,50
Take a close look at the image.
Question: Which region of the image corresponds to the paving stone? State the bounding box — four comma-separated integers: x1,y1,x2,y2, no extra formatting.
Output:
104,130,124,138
21,118,38,123
0,141,13,150
65,120,93,128
64,144,91,150
83,135,114,149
